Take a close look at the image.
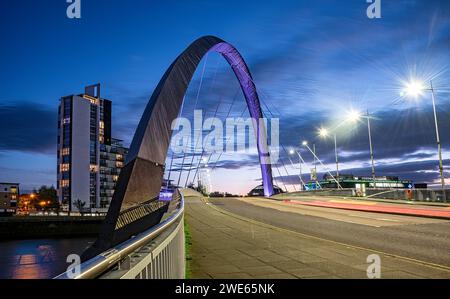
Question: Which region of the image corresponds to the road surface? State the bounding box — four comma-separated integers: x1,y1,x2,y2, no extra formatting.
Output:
185,195,450,278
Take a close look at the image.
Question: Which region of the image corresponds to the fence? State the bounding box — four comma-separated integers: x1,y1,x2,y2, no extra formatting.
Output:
54,189,185,279
365,188,450,203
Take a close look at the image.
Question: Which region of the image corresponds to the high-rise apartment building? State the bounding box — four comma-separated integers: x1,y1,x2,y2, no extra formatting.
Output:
57,84,127,212
100,138,128,208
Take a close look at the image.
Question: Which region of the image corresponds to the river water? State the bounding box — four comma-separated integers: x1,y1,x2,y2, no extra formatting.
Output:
0,238,94,279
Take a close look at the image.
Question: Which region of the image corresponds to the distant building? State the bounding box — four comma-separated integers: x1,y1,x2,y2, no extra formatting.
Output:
99,138,128,208
57,84,128,212
304,174,413,190
248,185,284,197
0,183,19,216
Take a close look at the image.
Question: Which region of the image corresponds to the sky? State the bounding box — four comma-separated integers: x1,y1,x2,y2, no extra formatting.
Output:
0,0,449,194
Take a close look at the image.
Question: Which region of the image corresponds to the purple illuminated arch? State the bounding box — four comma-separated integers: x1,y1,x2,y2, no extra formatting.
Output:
125,35,275,199
83,36,274,258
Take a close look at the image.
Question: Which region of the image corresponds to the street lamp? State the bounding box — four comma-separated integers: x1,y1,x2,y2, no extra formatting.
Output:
289,149,305,190
401,79,445,190
400,80,425,99
347,109,362,123
318,128,339,181
346,109,377,187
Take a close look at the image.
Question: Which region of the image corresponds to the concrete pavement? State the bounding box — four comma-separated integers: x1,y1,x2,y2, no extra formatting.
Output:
185,196,450,279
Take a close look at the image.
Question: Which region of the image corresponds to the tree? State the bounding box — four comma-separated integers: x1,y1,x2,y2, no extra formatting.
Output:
37,185,60,211
73,199,87,215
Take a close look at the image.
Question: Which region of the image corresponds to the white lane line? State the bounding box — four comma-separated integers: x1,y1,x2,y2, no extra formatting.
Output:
347,213,402,223
375,218,400,222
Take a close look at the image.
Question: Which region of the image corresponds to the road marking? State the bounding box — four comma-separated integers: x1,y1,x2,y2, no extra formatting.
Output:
200,197,450,274
375,218,400,222
347,213,401,223
332,218,381,227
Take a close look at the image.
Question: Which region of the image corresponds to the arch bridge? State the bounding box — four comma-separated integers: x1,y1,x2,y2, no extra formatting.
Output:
56,36,276,278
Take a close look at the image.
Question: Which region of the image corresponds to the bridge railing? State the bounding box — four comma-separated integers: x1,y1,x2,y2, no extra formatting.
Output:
365,188,450,203
54,189,185,279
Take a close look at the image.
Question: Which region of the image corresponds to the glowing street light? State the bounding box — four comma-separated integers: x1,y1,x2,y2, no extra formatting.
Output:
400,80,426,98
347,109,377,186
346,109,362,123
401,79,445,190
318,128,339,181
302,141,308,146
318,128,329,138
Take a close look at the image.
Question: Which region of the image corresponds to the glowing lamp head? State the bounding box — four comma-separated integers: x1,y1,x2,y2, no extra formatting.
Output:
347,109,361,123
302,141,308,146
318,128,329,138
289,149,295,155
402,80,425,99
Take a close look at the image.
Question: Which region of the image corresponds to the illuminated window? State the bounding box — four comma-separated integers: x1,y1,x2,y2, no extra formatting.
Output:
60,164,70,172
83,95,98,105
116,154,123,160
99,136,104,143
99,121,104,129
61,148,70,156
116,161,124,168
61,180,70,187
113,175,119,182
90,165,98,172
62,118,71,124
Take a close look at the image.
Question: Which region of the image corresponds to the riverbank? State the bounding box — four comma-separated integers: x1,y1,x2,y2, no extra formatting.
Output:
0,216,103,239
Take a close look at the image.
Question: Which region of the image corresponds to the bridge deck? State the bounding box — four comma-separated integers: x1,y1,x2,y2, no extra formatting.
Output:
185,196,450,279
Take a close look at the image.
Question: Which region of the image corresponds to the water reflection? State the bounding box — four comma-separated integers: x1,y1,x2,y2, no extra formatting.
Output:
0,238,94,279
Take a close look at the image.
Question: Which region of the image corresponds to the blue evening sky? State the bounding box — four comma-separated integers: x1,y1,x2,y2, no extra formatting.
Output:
0,0,449,193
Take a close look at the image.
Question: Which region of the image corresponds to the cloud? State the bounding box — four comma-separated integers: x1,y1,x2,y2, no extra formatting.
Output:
0,102,56,154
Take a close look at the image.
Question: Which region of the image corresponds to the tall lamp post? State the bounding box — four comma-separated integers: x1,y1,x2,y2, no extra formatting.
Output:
318,128,339,181
289,149,305,191
401,80,445,190
366,110,376,187
347,109,377,188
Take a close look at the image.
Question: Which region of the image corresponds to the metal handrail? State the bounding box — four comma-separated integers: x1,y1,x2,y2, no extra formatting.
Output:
54,190,185,279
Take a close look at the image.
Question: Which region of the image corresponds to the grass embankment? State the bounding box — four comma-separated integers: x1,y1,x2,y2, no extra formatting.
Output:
184,220,192,279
